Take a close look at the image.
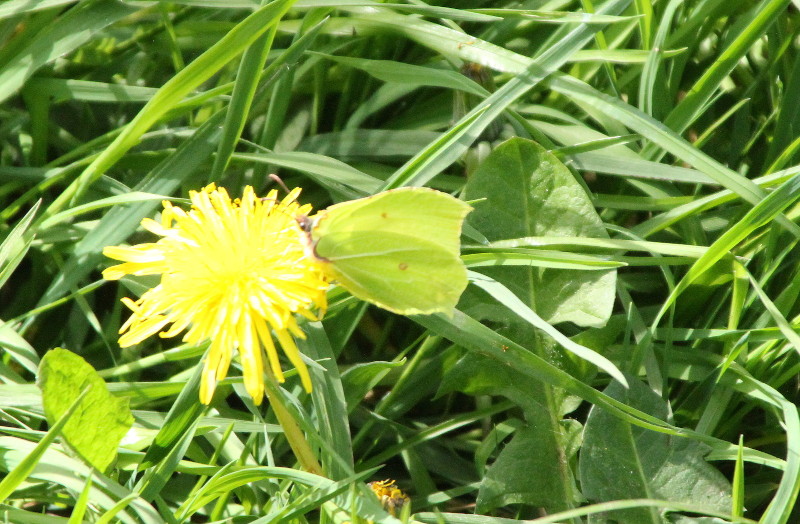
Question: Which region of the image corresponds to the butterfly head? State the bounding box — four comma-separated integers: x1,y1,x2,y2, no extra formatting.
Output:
295,213,329,262
296,213,314,233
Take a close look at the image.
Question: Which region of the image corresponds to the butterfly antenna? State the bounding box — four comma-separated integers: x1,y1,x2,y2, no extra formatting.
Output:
269,174,292,195
266,174,310,232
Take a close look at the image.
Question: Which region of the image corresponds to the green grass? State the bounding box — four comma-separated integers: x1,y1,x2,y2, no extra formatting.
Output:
2,0,800,522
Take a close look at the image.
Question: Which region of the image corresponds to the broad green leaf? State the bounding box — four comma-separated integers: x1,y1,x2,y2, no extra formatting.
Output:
468,272,626,386
440,353,582,513
37,348,133,473
670,517,732,524
579,378,732,523
414,506,743,524
464,137,616,328
477,421,582,513
417,311,784,470
454,137,619,516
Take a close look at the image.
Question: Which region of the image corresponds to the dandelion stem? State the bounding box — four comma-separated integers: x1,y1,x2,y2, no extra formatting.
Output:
263,372,323,476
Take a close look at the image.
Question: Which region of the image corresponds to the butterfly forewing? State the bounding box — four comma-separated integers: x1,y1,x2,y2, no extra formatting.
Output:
313,187,471,252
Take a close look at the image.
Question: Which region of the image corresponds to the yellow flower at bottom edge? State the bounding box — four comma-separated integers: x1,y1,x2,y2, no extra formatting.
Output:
368,479,410,517
102,184,329,405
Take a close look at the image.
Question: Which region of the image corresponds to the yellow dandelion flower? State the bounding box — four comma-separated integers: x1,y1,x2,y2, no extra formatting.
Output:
368,479,410,516
102,184,329,405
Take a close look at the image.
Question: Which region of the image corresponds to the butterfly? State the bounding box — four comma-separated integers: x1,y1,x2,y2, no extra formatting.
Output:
299,187,472,315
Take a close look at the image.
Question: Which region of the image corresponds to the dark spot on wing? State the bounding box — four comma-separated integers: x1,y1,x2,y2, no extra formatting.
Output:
398,262,408,270
381,212,388,219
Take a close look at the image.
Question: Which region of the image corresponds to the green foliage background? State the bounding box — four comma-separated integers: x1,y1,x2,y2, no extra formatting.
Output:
1,0,800,522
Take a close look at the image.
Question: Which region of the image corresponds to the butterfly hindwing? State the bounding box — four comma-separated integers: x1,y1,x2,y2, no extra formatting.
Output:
316,231,467,315
313,187,470,252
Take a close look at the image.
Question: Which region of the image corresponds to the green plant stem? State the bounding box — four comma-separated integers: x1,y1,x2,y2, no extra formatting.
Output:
263,373,323,476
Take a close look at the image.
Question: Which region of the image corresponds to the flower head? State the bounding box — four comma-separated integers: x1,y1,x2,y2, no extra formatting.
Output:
103,184,329,405
368,479,410,516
